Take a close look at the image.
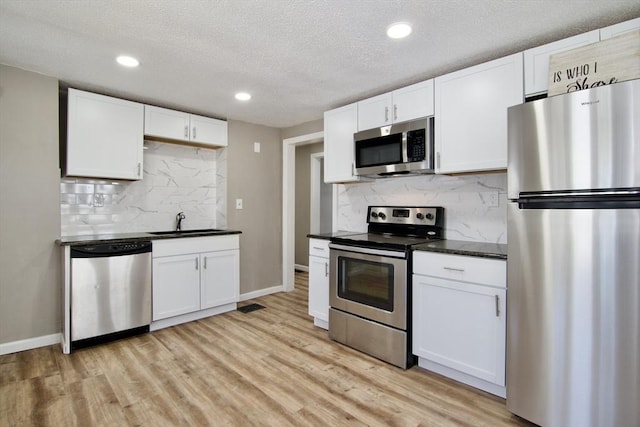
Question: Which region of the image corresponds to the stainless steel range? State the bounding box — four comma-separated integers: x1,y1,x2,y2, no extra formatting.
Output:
328,206,444,369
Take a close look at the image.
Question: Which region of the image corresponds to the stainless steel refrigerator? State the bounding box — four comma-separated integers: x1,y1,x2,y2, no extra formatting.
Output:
506,79,639,427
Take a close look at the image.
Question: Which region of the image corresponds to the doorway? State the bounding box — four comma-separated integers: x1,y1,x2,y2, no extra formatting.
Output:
282,131,336,292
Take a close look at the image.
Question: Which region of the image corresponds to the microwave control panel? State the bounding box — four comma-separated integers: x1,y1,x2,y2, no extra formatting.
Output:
406,129,426,162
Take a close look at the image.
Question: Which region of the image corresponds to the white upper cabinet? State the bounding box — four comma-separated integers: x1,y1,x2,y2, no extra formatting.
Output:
144,105,228,147
434,53,523,174
324,102,361,183
66,88,144,180
357,80,434,131
524,30,600,97
600,17,640,39
524,18,640,96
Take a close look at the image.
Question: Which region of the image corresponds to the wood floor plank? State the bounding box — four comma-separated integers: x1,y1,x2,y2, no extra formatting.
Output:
0,271,533,426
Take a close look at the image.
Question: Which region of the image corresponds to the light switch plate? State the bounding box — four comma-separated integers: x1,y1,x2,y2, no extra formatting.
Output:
236,198,243,209
254,142,261,153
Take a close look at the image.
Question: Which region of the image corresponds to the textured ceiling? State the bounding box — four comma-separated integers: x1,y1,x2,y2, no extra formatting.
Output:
1,0,639,128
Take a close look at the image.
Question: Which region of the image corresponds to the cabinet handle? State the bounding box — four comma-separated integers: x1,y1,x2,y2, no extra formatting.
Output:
192,127,197,139
195,257,199,270
436,152,441,169
324,262,328,277
184,125,189,139
393,104,398,121
443,266,464,272
137,162,141,177
312,246,325,251
385,106,389,122
495,295,500,317
204,257,207,269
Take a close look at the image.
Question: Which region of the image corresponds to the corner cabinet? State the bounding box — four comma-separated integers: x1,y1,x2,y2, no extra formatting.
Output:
144,105,228,147
324,102,361,183
412,251,507,397
308,238,330,329
66,88,144,180
434,53,523,174
357,80,434,131
151,235,239,330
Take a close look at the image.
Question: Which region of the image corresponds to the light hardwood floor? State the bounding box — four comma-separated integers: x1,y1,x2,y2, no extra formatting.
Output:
0,272,534,426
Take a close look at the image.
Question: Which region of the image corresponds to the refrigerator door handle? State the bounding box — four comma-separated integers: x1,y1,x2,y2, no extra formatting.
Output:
517,189,640,210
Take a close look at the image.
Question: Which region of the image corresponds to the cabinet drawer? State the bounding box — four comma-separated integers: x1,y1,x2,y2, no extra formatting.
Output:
309,238,330,258
153,235,239,258
413,252,506,287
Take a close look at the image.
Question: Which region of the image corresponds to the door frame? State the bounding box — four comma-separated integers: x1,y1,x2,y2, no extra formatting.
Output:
310,152,325,234
282,131,335,292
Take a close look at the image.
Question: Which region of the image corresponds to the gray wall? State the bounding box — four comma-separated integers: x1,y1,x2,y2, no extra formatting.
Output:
281,119,323,140
226,121,283,295
294,142,323,266
0,65,61,344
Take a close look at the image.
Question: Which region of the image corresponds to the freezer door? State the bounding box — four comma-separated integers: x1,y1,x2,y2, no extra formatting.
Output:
507,79,640,199
506,204,640,427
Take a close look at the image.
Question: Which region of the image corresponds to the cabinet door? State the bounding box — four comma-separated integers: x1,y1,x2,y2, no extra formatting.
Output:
600,17,640,39
324,102,360,183
357,93,392,130
524,30,600,96
392,79,434,124
201,250,239,309
308,255,329,324
144,105,190,142
413,275,506,386
434,53,523,174
190,114,228,147
153,254,201,320
67,89,144,180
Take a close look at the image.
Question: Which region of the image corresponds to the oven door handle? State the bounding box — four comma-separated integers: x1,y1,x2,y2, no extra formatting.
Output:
328,243,406,259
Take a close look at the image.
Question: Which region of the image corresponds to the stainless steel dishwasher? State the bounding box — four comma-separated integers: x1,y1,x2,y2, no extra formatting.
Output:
70,241,152,349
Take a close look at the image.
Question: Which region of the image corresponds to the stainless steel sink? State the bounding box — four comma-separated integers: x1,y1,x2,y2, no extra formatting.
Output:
148,228,221,236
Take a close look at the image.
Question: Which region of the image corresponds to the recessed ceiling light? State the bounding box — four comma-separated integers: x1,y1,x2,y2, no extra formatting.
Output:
387,22,412,39
235,92,251,101
116,55,139,67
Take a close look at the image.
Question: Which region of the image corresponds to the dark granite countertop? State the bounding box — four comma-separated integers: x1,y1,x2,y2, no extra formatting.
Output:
413,239,507,260
57,229,242,246
307,231,361,240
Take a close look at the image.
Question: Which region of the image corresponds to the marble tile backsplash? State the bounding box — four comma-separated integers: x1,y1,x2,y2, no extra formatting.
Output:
337,172,507,244
61,141,226,236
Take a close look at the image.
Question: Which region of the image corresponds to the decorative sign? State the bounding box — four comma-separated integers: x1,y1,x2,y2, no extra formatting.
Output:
548,30,640,96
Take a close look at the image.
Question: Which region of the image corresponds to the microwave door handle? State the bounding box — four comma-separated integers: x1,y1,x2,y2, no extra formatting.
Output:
402,131,408,163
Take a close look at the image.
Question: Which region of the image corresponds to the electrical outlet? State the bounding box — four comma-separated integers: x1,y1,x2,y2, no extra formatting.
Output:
254,142,261,153
93,193,105,207
236,198,243,209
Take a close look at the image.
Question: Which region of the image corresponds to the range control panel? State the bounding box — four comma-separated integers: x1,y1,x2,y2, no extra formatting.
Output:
367,206,442,226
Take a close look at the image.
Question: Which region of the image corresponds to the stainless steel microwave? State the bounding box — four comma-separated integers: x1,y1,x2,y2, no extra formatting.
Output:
354,117,434,178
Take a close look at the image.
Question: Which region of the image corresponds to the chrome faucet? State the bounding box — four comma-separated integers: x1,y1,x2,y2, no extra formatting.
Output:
176,211,186,231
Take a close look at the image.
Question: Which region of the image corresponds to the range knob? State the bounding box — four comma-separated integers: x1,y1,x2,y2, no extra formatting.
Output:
426,213,434,220
371,212,378,218
416,213,424,220
378,212,387,220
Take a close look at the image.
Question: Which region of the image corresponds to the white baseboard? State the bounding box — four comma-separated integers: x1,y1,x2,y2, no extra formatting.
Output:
294,264,309,272
239,284,283,301
0,333,61,356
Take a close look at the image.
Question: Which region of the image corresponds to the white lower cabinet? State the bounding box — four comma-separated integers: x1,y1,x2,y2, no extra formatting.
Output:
308,238,330,329
152,235,239,329
412,251,506,397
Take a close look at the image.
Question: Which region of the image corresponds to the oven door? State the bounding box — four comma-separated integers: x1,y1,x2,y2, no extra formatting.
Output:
329,243,407,330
